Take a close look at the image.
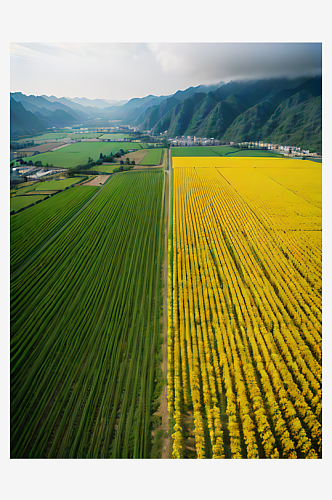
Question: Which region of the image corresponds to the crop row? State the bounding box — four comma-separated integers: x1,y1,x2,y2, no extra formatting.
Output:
167,166,321,458
11,170,165,458
139,148,164,166
11,186,98,274
10,194,49,214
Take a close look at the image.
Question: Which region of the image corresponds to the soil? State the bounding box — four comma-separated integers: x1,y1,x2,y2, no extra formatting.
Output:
16,143,67,154
114,150,148,165
153,159,171,458
83,175,110,186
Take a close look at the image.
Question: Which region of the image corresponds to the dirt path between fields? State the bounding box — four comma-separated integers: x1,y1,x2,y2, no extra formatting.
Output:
132,165,163,171
153,151,172,458
161,168,171,459
11,179,112,281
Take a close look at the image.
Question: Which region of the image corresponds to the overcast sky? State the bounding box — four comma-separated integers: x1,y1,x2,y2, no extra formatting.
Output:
10,42,322,102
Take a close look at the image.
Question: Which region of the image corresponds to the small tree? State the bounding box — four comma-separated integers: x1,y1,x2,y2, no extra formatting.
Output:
113,165,123,173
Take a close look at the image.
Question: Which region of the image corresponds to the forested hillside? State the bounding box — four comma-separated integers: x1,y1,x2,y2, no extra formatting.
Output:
133,77,322,152
10,76,322,152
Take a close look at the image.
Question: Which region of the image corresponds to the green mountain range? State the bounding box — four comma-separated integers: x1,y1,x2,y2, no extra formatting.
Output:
10,98,46,136
10,76,322,152
131,76,321,152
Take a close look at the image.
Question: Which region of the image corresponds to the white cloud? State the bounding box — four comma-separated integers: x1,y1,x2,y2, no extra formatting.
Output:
147,43,189,73
146,42,322,83
10,42,322,100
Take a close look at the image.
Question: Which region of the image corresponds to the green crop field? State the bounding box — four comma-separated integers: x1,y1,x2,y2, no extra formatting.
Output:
25,190,59,196
139,148,164,165
62,141,141,154
32,132,68,141
11,170,165,458
208,146,244,155
62,142,114,153
23,151,77,168
15,133,69,144
14,133,105,144
10,195,48,212
98,133,132,140
171,147,219,157
33,178,82,191
11,185,98,274
224,149,284,157
11,182,39,196
171,146,284,157
12,178,81,196
85,164,118,174
68,133,102,139
28,142,141,169
305,157,322,163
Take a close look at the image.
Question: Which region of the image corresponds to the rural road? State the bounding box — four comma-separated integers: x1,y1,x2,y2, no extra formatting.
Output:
161,150,172,458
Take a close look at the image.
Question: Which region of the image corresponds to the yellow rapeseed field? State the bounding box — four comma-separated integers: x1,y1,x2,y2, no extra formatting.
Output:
168,157,321,458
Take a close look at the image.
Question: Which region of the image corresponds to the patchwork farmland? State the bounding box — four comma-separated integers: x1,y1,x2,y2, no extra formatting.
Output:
22,142,144,169
33,178,82,190
10,177,87,216
98,133,132,140
16,143,68,155
14,132,104,144
171,146,220,157
10,149,322,459
10,194,49,213
11,185,98,274
171,146,283,157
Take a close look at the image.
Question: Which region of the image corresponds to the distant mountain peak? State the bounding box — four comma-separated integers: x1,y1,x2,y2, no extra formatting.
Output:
10,77,321,152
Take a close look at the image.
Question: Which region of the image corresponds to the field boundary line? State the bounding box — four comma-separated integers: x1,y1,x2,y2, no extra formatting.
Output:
156,151,172,459
11,179,112,282
258,168,321,208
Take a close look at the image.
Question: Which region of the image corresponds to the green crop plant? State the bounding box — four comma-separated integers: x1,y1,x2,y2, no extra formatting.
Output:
10,195,48,213
11,186,98,274
139,148,164,166
11,170,165,458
